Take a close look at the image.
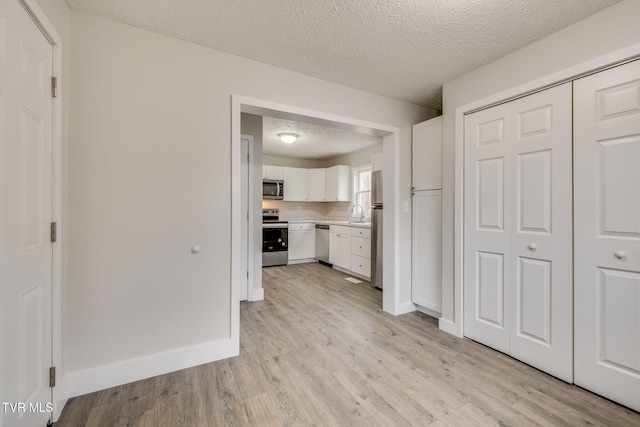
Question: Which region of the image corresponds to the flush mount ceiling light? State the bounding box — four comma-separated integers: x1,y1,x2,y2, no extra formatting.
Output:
278,133,299,144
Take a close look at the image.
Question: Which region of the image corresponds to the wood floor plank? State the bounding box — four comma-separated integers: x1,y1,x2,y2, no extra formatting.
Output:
55,262,640,426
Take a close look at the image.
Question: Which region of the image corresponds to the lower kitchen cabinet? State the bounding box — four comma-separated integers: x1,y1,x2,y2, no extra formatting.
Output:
329,225,351,270
411,190,442,314
288,222,315,263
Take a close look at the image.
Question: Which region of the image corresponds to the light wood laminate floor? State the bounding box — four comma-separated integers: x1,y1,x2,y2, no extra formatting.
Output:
55,263,640,426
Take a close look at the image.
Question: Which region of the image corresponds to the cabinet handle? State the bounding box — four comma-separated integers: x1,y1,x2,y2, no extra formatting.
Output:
614,251,627,260
527,243,536,252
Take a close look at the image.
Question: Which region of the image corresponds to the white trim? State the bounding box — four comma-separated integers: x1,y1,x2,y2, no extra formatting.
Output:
231,95,404,322
451,42,640,339
18,0,65,420
65,338,236,398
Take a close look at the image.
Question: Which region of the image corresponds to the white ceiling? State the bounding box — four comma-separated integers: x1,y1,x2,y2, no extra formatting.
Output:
262,116,382,160
65,0,620,111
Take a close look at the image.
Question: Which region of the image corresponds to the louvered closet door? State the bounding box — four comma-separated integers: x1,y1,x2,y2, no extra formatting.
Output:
464,83,573,381
574,59,640,412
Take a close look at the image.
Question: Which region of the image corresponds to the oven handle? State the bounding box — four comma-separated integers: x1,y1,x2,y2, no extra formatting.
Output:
262,223,289,229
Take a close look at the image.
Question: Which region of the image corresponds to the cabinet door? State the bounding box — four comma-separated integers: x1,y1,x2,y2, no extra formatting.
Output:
289,228,315,261
263,165,283,180
329,232,339,265
412,117,442,191
412,190,442,313
308,169,326,201
283,167,308,201
574,59,640,412
325,165,350,201
338,234,351,269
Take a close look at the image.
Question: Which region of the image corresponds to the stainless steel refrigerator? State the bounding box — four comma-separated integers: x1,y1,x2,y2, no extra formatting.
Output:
371,170,383,289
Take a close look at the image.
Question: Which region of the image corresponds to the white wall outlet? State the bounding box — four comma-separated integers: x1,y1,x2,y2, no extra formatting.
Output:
403,201,410,213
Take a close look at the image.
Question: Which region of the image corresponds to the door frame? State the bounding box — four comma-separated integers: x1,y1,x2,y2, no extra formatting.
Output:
15,0,63,420
447,42,640,338
231,95,400,352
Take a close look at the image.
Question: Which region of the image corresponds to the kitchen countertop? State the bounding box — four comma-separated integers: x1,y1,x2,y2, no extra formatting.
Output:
288,219,371,229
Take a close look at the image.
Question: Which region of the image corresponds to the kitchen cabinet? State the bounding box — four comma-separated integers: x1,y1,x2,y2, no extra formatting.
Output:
264,164,350,203
411,190,442,313
412,116,443,315
308,169,326,202
350,227,372,278
263,165,284,180
371,153,383,172
283,167,309,201
329,225,351,270
412,117,442,191
288,222,315,263
325,165,351,201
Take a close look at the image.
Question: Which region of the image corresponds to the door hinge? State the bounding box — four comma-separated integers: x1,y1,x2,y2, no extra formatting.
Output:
51,77,57,98
247,270,249,279
50,222,57,243
49,367,56,387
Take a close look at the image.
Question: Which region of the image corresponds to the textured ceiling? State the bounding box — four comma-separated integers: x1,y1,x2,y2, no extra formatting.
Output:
65,0,621,110
263,116,381,161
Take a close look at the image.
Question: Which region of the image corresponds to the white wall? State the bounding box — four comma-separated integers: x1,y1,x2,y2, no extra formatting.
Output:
66,11,431,396
440,0,640,335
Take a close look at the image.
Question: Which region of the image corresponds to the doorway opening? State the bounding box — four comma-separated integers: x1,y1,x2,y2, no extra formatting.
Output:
231,96,402,349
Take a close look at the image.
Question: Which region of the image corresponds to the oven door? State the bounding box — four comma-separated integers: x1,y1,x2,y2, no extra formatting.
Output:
262,223,288,267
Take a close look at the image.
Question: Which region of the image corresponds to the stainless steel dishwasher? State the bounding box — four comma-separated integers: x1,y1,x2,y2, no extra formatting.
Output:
315,224,331,266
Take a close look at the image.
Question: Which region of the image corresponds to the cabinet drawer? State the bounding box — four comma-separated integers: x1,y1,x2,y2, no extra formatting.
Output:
330,225,351,235
351,236,371,258
289,222,315,231
350,227,371,238
351,255,371,278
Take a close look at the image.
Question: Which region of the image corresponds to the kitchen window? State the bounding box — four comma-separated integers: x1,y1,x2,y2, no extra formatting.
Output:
352,165,372,218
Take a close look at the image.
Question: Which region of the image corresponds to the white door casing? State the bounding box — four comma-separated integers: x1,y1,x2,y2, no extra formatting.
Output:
574,59,640,411
0,0,54,425
464,83,573,382
240,136,250,302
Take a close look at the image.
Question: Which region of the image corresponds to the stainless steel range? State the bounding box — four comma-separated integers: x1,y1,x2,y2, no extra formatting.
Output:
262,208,288,267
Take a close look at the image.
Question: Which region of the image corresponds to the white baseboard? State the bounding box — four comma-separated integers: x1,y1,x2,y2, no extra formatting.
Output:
415,305,442,319
64,337,237,399
439,318,463,338
392,301,417,316
250,287,264,301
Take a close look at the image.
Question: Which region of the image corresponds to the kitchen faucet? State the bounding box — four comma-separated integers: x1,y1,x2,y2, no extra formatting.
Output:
352,203,366,222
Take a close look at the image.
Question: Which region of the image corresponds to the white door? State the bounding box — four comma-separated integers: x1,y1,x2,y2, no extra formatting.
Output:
464,83,573,381
574,59,640,411
0,0,54,425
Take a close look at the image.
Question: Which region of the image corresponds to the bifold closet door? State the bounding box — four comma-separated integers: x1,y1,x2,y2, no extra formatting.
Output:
464,83,573,381
574,60,640,411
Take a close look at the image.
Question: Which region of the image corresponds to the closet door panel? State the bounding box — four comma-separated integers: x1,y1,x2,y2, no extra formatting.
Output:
574,59,640,412
509,83,573,383
464,107,511,354
464,83,573,382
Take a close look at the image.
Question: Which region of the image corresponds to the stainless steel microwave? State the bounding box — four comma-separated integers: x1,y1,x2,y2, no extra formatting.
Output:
263,179,284,200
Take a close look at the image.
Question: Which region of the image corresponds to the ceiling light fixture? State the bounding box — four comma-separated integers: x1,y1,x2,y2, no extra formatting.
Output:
278,133,299,144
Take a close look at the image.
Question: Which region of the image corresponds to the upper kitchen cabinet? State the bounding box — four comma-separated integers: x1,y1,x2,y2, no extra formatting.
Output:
283,167,309,201
308,168,326,202
413,116,442,191
371,153,383,172
263,165,284,180
325,165,351,202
